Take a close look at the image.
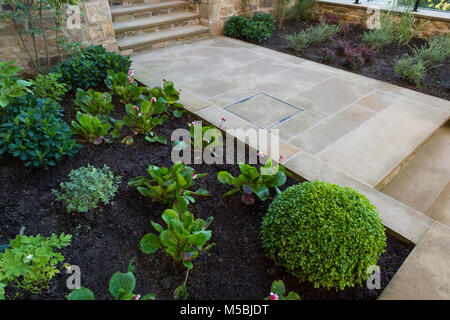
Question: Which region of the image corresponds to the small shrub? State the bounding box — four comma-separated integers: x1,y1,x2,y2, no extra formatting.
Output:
146,79,184,118
413,35,450,65
217,158,289,205
261,181,386,290
284,22,339,51
286,0,316,22
284,32,310,51
393,54,427,87
223,15,250,39
104,69,145,105
0,95,80,169
73,88,114,117
0,233,72,294
52,45,131,91
53,164,122,213
129,161,208,206
336,39,376,70
362,28,393,50
188,120,223,153
0,60,32,108
30,73,68,102
382,9,428,46
71,111,112,145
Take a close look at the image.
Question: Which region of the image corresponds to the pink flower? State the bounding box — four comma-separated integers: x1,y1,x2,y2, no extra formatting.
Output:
188,121,195,127
133,105,139,110
279,155,286,161
179,88,182,93
138,112,143,117
204,138,210,143
257,151,264,158
192,173,197,179
151,97,156,103
103,95,106,99
221,117,226,122
132,130,138,135
133,295,140,300
128,69,134,76
269,293,279,300
162,78,166,82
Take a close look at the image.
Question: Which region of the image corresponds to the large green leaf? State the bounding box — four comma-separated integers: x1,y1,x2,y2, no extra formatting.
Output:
68,287,95,300
109,272,136,298
140,233,161,254
160,230,178,247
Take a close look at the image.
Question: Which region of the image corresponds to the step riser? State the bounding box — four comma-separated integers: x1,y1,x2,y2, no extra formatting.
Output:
120,31,209,55
112,6,188,23
109,0,162,5
115,18,201,40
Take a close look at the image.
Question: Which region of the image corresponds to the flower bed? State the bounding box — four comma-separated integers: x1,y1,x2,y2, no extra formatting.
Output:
0,78,413,299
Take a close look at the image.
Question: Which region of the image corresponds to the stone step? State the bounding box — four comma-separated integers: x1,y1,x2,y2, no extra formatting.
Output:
110,1,188,22
114,12,200,39
381,125,450,225
316,99,449,189
117,25,210,54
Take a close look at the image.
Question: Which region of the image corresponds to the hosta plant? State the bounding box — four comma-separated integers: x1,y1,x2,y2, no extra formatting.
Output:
68,260,155,300
30,72,68,102
114,98,169,145
0,233,72,294
53,164,122,213
71,111,112,144
104,69,145,105
129,161,209,206
0,60,32,108
0,95,80,169
73,88,114,118
217,158,289,205
264,280,301,300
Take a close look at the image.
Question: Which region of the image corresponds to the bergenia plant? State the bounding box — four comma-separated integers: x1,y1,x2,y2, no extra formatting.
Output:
264,280,300,300
129,161,209,206
188,121,223,155
104,69,145,105
71,111,112,145
146,79,184,118
217,158,289,205
113,97,169,145
73,88,114,118
68,260,156,300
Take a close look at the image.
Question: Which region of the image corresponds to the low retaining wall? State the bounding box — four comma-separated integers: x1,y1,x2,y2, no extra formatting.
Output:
0,0,117,72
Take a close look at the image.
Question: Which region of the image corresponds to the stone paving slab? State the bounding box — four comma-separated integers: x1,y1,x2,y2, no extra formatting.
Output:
379,221,450,300
426,183,450,228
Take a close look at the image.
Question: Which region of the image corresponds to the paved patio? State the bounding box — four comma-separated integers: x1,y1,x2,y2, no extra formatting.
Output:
133,36,450,299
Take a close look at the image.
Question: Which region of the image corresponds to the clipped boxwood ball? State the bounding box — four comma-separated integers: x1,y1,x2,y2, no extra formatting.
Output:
261,180,386,290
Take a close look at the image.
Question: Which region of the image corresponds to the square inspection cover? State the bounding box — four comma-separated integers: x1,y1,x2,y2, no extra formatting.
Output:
225,93,304,129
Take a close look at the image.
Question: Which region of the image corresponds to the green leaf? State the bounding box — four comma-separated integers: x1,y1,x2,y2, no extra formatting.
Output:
270,280,286,296
160,230,178,247
285,291,301,300
109,272,136,298
68,287,95,300
140,233,161,254
217,171,233,184
187,233,207,247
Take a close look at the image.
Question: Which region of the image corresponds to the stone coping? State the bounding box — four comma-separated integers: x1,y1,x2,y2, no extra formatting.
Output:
317,0,450,22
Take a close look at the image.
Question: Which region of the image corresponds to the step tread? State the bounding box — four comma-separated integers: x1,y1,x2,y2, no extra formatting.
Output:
111,1,187,16
117,25,209,49
114,12,200,32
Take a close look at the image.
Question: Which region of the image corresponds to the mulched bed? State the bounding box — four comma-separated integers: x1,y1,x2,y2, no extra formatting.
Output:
0,85,413,300
259,19,450,101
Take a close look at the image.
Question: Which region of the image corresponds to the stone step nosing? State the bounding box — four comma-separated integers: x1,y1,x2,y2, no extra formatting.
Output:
110,1,187,16
114,13,200,33
117,26,210,50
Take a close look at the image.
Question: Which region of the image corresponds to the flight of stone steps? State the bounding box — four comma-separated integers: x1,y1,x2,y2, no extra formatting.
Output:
109,0,210,54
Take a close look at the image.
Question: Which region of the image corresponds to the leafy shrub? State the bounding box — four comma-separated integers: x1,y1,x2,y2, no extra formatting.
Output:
0,95,80,169
30,73,68,102
188,121,223,153
52,45,131,91
71,112,112,145
0,233,72,294
0,60,32,108
362,28,393,50
68,260,155,300
287,0,316,22
105,69,145,105
393,54,427,87
53,164,122,213
412,35,450,65
261,181,386,290
243,20,275,43
217,158,288,205
146,79,184,118
73,88,114,117
140,198,214,270
382,9,427,46
336,39,376,70
223,15,250,39
129,161,208,206
284,22,340,51
265,280,300,300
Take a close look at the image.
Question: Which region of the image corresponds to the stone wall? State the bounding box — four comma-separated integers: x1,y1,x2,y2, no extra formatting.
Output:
0,0,116,73
312,1,449,38
199,0,276,35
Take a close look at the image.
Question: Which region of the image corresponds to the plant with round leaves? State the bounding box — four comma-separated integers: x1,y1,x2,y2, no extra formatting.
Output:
261,181,387,290
129,161,209,206
264,280,300,300
73,88,114,118
104,69,145,106
0,95,80,169
217,158,289,205
187,121,223,155
68,260,156,300
71,111,112,145
146,79,184,118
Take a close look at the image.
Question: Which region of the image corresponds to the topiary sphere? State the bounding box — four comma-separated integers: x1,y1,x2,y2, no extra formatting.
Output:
261,180,386,290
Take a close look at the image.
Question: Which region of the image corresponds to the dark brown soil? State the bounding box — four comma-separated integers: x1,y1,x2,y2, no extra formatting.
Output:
260,20,450,101
0,85,413,300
